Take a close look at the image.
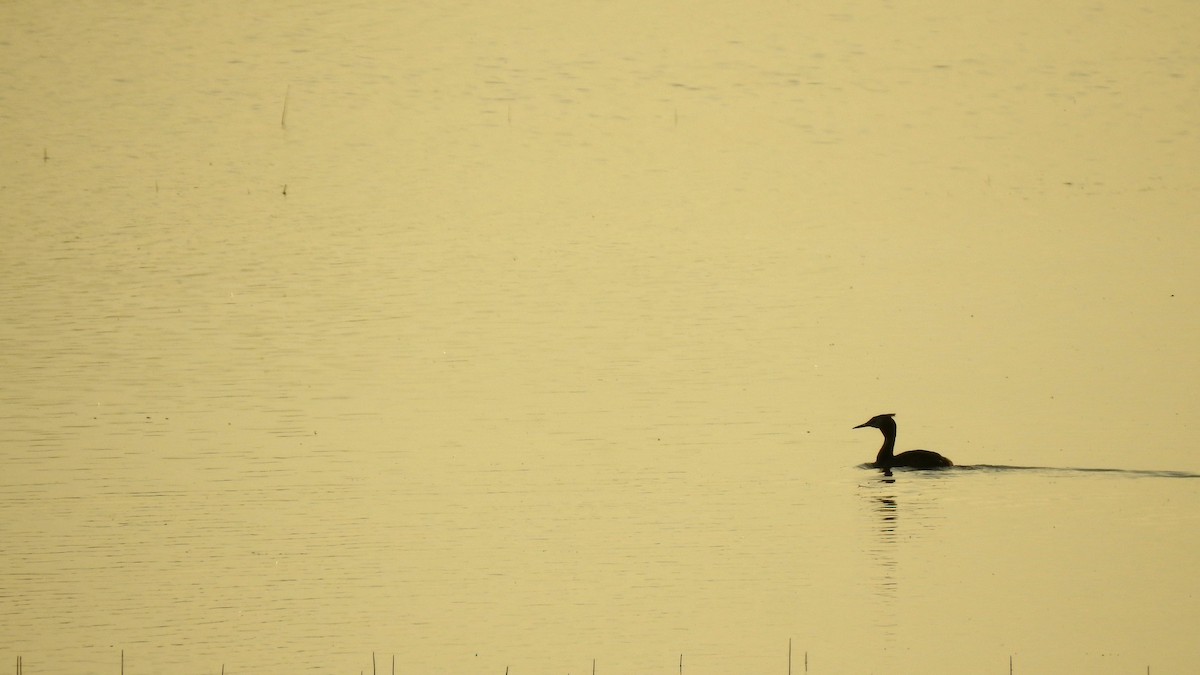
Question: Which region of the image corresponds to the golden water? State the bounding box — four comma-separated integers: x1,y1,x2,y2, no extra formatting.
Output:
2,1,1199,673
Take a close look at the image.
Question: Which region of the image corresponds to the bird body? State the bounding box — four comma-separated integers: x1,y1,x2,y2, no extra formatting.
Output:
854,413,953,469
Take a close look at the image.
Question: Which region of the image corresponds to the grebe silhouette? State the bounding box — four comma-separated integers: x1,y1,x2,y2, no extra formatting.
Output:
854,413,953,469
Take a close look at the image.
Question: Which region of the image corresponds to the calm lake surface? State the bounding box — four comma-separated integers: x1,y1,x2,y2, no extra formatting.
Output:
3,1,1199,673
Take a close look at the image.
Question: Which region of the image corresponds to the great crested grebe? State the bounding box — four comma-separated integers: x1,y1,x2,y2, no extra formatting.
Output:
854,413,953,469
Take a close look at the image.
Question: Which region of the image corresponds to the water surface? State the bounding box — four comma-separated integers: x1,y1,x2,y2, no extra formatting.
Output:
2,1,1199,673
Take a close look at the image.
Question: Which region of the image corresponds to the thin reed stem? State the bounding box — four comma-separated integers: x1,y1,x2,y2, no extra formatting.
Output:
281,86,290,130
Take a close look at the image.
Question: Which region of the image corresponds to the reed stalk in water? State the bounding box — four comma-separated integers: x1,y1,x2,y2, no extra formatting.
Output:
281,85,290,130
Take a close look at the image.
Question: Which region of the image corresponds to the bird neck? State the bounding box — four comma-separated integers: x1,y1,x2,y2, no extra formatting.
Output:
874,423,898,465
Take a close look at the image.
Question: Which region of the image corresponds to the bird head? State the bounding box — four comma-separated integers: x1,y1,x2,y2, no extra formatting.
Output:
853,413,896,430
